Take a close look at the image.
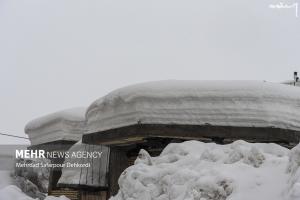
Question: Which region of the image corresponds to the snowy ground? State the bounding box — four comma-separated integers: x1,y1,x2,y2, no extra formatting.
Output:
0,145,67,200
1,140,300,200
0,169,69,200
0,184,70,200
111,140,300,200
0,155,69,200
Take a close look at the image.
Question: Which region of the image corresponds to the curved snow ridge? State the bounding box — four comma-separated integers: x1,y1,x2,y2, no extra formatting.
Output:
85,80,300,134
111,140,294,200
25,107,86,145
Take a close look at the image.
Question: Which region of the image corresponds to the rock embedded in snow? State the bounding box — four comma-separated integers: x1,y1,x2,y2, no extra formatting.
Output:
85,80,300,134
110,140,295,200
25,107,86,145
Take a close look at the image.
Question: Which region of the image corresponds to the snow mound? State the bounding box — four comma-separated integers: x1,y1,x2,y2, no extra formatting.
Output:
14,158,51,198
110,140,292,200
0,171,13,189
86,80,300,134
286,144,300,200
25,107,86,145
0,185,69,200
0,185,34,200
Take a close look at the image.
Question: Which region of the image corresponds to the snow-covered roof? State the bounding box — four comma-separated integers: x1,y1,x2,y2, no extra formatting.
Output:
85,80,300,134
58,141,110,188
25,107,86,146
282,80,300,87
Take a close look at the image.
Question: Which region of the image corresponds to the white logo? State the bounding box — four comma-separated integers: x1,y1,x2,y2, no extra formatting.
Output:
16,150,45,158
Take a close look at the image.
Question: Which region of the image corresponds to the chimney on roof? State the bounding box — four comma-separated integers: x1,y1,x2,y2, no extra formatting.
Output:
294,72,299,86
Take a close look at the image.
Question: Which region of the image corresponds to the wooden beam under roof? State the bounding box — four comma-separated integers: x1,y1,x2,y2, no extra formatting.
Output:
82,124,300,147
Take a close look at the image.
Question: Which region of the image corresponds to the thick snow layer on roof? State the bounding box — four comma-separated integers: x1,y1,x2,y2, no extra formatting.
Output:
25,107,86,145
86,80,300,134
58,141,110,188
110,140,298,200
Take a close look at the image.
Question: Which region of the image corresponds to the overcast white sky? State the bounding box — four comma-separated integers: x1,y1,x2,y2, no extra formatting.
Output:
0,0,299,144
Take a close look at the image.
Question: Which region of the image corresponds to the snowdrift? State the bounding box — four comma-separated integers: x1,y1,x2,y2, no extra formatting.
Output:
0,185,69,200
111,140,300,200
25,107,86,145
0,170,68,200
286,144,300,200
14,158,51,198
86,80,300,134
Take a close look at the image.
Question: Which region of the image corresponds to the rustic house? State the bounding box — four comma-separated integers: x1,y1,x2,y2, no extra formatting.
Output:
82,80,300,196
25,108,98,199
24,107,110,200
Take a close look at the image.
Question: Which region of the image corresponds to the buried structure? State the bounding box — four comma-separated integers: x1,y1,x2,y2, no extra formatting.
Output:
57,141,110,200
82,80,300,196
25,107,110,200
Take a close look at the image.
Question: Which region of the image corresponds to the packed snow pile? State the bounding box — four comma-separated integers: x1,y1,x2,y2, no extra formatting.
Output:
0,185,69,200
86,80,300,134
0,149,68,200
25,107,86,145
58,140,110,188
286,144,300,200
13,158,51,199
0,170,69,200
110,140,300,200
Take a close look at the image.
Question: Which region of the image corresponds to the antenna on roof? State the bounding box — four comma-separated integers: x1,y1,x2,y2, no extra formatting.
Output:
294,71,299,86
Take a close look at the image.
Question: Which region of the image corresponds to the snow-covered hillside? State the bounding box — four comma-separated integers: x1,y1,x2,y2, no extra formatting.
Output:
111,140,300,200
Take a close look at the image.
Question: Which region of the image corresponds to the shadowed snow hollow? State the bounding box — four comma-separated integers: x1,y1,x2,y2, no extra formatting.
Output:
110,140,299,200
